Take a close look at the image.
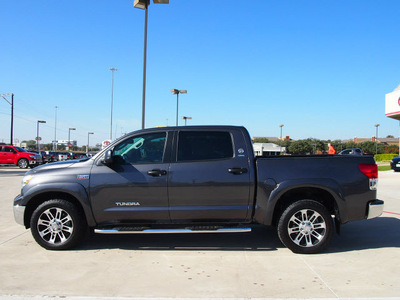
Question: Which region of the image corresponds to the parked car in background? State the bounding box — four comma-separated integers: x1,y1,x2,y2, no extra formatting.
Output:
31,151,50,163
0,145,42,168
390,156,400,172
45,151,59,162
57,152,69,161
338,148,363,156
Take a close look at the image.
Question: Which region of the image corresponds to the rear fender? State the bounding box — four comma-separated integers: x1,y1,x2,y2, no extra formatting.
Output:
254,178,345,226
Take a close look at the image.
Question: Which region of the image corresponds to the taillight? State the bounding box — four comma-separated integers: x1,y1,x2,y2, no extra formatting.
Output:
359,163,378,178
359,163,378,190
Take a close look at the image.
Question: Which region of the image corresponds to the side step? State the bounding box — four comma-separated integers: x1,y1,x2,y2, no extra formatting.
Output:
94,227,252,234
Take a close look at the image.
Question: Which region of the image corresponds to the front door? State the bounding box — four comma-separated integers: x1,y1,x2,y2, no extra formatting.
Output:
89,131,170,225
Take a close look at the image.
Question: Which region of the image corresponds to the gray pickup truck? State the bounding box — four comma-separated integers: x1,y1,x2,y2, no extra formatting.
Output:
13,126,383,254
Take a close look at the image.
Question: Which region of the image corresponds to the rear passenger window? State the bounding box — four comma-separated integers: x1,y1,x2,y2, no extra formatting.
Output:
177,131,233,161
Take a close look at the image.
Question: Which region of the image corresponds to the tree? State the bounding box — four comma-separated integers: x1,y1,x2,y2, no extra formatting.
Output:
253,137,270,143
360,141,378,155
288,140,313,154
22,140,36,149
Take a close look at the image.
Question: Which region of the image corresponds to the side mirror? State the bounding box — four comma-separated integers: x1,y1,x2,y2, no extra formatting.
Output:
103,149,113,165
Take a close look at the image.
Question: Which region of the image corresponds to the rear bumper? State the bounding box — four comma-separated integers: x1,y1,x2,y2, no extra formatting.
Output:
367,200,384,219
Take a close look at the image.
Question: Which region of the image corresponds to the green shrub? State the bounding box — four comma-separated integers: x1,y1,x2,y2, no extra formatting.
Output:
374,154,398,162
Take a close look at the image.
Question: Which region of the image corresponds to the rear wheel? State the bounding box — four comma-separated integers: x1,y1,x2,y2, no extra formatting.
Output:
18,158,29,169
277,200,334,254
30,199,87,250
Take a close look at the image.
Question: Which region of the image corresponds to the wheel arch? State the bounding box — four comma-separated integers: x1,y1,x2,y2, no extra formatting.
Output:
23,188,96,229
271,186,339,227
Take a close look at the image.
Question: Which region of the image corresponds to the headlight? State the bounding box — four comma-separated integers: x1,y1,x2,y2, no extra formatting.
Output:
22,175,33,188
29,155,35,159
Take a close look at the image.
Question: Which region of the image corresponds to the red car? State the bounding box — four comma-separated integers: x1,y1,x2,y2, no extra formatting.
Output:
0,145,42,168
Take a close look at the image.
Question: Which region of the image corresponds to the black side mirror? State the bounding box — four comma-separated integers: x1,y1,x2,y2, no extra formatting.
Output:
103,149,113,165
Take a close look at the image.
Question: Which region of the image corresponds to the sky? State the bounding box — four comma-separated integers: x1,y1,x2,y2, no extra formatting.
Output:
1,0,399,147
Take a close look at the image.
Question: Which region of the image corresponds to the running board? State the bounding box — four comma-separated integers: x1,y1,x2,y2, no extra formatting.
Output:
94,227,252,234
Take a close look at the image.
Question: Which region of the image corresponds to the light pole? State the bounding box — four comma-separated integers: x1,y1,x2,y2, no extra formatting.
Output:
375,124,380,155
171,89,187,126
68,128,76,151
134,0,169,129
37,120,46,152
280,124,284,154
54,106,59,151
0,93,14,145
109,68,117,140
182,116,192,126
87,132,94,154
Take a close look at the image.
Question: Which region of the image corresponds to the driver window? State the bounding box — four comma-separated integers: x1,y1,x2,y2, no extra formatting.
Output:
112,132,166,164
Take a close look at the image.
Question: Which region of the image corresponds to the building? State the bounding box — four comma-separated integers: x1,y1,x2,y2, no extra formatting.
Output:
385,83,400,121
253,143,286,156
57,140,77,147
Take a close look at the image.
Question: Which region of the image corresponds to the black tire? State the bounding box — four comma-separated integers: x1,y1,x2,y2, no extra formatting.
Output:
30,199,87,250
18,158,29,169
277,200,334,254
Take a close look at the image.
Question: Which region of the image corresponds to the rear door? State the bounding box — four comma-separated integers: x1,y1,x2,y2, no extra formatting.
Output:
0,146,16,164
168,128,252,222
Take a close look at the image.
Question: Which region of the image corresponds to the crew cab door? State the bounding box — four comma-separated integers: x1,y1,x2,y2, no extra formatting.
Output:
89,131,171,224
168,129,252,222
0,146,16,164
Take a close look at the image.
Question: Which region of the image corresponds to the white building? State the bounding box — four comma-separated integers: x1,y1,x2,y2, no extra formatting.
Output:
57,140,77,147
385,83,400,120
253,143,286,156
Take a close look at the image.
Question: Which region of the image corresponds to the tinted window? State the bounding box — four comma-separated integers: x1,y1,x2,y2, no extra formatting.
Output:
112,132,166,164
177,131,233,161
3,147,15,153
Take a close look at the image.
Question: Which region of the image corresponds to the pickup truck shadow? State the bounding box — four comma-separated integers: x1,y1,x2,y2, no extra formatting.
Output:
81,217,400,253
82,226,281,252
327,216,400,253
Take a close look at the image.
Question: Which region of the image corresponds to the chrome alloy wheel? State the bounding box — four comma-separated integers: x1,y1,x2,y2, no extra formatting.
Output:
37,207,74,245
287,209,327,248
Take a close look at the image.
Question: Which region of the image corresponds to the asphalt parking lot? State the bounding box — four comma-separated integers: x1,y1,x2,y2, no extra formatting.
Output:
0,166,399,300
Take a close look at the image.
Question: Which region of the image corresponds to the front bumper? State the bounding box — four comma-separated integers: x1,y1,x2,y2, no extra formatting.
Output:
13,194,25,226
367,199,384,219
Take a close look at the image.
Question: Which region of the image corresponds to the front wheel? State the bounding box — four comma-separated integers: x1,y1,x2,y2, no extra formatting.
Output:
277,200,334,254
30,199,87,250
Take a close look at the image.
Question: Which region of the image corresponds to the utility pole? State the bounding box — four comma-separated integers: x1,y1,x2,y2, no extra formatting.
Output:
1,93,14,145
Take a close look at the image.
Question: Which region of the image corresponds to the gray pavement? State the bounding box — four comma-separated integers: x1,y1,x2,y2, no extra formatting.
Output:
1,166,399,300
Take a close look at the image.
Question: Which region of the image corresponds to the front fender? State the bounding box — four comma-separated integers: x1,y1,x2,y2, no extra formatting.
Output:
19,182,96,227
254,178,346,225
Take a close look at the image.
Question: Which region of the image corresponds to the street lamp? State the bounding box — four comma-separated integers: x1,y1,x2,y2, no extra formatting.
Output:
134,0,169,129
182,116,192,126
171,89,187,126
37,120,46,152
109,68,117,140
280,124,284,154
53,106,59,151
87,132,94,154
375,124,380,155
0,93,14,145
68,128,76,151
